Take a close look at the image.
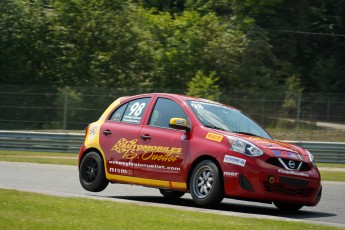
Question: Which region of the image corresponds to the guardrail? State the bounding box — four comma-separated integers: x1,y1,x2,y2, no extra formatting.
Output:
0,131,344,163
287,141,345,164
0,131,83,153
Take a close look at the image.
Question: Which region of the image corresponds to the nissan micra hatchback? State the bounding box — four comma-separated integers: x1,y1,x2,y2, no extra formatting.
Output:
78,93,322,210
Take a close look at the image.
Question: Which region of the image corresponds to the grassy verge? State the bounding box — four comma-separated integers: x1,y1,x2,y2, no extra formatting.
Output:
317,163,345,168
0,150,77,166
0,189,338,230
320,171,345,182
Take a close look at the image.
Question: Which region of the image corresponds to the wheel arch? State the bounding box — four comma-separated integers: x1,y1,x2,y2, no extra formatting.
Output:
186,155,224,191
78,147,105,169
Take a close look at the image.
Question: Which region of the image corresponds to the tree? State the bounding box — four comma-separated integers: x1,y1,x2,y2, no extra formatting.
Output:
186,70,221,100
252,0,345,93
0,0,56,85
283,75,304,112
141,10,246,92
50,0,158,88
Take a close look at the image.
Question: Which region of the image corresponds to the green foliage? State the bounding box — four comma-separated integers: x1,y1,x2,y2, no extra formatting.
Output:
186,70,221,100
253,0,345,93
2,0,343,93
0,0,55,84
141,0,185,13
310,57,345,92
141,10,246,91
50,0,157,88
1,0,345,130
283,75,303,111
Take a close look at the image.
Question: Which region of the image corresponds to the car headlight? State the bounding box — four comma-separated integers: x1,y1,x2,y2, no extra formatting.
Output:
227,136,263,156
306,149,316,167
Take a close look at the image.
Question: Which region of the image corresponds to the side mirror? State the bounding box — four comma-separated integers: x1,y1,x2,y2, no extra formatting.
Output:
169,118,190,132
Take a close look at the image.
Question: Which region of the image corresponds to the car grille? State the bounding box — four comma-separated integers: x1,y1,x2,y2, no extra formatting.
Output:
266,158,310,171
263,181,314,197
279,176,309,187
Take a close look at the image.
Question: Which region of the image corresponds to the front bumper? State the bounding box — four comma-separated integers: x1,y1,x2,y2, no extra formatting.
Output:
222,156,322,206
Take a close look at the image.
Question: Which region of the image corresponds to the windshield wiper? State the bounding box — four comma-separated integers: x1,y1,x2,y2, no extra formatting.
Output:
204,124,227,131
232,131,259,137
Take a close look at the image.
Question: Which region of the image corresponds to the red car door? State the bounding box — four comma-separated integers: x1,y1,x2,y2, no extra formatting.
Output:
134,97,190,182
99,97,151,177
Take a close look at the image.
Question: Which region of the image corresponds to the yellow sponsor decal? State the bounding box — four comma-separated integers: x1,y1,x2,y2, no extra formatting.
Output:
107,174,186,189
111,138,182,162
206,132,223,142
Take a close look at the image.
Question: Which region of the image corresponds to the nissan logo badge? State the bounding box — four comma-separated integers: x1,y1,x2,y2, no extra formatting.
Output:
288,160,296,169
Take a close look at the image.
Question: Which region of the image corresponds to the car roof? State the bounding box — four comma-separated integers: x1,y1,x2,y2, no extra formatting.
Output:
121,93,193,100
123,93,237,109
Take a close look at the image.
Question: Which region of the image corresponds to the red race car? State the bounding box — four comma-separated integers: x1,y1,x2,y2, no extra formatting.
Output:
78,93,322,211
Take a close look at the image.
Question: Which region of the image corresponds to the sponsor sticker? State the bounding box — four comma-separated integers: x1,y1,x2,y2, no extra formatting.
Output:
109,161,180,172
206,132,223,142
111,138,182,162
277,169,309,177
87,125,98,141
224,155,246,167
272,150,282,156
286,151,299,159
224,172,239,177
272,149,300,159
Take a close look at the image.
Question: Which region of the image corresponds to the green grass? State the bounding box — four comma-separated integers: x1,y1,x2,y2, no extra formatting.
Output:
317,163,345,168
320,171,345,182
0,189,338,230
0,150,77,165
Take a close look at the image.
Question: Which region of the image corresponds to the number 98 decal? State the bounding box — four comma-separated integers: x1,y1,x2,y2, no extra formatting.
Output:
122,100,148,124
129,102,146,117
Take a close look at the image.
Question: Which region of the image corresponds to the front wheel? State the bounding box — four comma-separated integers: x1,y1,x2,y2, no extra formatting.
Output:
159,189,185,199
189,160,224,206
79,151,108,192
274,202,303,211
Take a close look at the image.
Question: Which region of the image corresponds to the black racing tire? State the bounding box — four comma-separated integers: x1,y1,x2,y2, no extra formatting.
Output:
189,160,224,206
159,189,185,199
274,202,303,211
79,151,109,192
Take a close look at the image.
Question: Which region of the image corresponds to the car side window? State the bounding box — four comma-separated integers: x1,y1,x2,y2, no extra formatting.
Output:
149,98,189,129
109,103,128,121
110,98,150,124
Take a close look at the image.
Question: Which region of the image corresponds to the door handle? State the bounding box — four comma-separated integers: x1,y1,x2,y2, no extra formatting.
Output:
140,134,151,140
102,130,112,135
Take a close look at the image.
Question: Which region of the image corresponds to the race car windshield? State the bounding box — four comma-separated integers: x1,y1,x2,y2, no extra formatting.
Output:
187,100,272,139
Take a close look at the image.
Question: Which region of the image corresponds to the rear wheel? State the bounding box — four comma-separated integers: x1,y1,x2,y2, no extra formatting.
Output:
79,151,108,192
274,202,303,211
189,160,224,206
159,189,185,199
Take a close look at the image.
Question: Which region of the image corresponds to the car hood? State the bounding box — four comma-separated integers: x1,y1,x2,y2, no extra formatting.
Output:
239,135,308,160
218,131,309,160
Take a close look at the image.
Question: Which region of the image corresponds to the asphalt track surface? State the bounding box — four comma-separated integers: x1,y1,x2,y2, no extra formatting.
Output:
1,161,344,228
